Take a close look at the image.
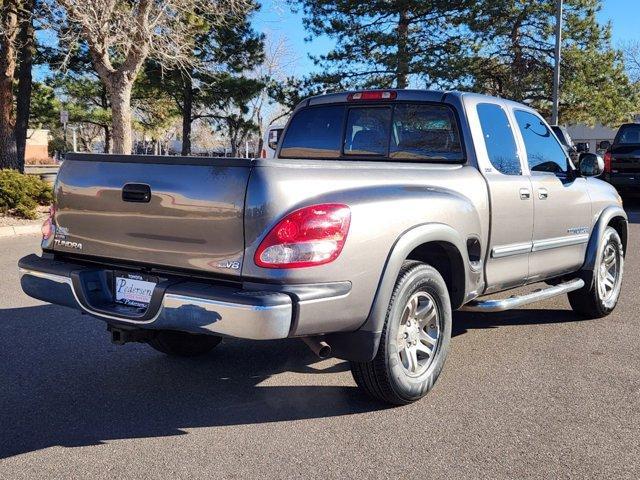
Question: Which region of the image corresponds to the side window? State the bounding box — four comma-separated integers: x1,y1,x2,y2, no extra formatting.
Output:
476,103,521,175
514,110,569,174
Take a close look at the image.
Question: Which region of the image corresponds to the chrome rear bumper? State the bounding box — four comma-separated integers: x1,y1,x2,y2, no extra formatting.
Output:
19,255,292,340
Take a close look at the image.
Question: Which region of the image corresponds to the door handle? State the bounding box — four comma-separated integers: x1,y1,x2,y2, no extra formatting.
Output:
122,183,151,203
538,188,549,200
519,188,531,200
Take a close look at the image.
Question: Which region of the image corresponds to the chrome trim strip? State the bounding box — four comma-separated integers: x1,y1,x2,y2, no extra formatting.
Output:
19,267,292,339
461,278,585,312
19,268,71,285
491,242,532,258
491,233,590,258
531,233,589,252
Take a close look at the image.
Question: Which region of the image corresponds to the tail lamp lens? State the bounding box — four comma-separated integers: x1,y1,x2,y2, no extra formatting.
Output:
255,204,351,268
41,206,56,240
604,151,612,173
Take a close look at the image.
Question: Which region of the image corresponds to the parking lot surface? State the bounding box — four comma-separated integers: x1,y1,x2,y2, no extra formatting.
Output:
1,206,639,479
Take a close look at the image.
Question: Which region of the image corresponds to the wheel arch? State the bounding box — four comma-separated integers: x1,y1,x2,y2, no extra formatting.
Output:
405,240,466,310
369,223,470,326
581,205,628,288
327,223,472,360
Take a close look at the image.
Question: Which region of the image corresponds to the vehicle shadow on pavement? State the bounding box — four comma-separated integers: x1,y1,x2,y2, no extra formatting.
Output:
0,304,386,459
452,308,592,337
623,198,640,224
0,304,593,459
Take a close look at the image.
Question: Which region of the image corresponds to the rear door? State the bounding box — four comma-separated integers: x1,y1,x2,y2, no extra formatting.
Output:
467,98,534,292
511,109,591,281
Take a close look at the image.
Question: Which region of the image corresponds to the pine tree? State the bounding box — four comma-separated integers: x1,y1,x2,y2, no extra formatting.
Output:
464,0,637,125
291,0,473,90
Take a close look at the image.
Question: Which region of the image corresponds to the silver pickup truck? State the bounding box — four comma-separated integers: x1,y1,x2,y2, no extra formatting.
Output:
19,90,627,405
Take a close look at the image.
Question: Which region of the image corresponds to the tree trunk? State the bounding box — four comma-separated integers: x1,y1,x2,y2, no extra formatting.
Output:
15,0,35,173
103,126,111,153
0,0,19,170
181,74,193,156
106,78,133,154
396,8,410,89
100,86,111,153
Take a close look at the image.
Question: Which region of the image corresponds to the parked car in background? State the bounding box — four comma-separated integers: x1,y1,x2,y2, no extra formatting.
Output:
551,125,588,166
19,90,627,405
600,123,640,196
260,125,284,158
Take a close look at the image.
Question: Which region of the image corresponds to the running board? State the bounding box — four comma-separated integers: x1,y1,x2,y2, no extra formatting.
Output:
461,278,585,313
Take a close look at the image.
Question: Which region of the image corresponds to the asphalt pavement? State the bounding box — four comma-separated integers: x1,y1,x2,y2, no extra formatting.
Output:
1,209,639,479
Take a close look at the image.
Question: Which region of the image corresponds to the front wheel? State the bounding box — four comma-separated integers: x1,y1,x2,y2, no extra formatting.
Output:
350,261,452,405
568,226,624,319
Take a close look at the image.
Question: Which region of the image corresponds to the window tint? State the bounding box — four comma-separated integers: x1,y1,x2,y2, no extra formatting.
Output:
615,124,640,145
389,104,463,160
514,110,569,174
279,102,465,162
279,105,345,158
343,107,391,156
476,103,521,175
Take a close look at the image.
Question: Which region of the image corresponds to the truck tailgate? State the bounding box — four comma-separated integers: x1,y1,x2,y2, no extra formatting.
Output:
51,154,252,277
610,145,640,173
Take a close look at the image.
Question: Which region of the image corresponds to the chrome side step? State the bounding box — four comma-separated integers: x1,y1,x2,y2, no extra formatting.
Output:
461,278,585,313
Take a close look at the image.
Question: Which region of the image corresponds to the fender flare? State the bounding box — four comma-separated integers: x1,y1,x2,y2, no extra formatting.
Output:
327,223,468,362
582,205,628,286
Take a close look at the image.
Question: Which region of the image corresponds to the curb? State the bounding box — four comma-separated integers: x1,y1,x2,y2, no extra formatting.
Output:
0,224,41,238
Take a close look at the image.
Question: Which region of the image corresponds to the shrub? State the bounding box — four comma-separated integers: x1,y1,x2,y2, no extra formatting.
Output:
0,169,53,219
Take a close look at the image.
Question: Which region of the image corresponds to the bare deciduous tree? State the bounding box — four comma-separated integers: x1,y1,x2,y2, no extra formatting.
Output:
623,40,640,84
49,0,252,154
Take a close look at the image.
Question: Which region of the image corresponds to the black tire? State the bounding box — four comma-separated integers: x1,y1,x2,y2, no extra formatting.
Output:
148,331,222,357
568,226,624,319
350,261,452,405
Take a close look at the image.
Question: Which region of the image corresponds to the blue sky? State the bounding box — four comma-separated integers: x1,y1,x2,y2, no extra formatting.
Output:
254,0,640,78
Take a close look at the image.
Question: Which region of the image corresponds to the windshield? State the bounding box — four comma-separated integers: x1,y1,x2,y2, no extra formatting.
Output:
279,102,464,162
615,124,640,145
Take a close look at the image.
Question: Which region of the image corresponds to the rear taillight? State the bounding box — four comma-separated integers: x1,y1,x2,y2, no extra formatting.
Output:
41,205,56,240
347,90,397,101
261,148,267,158
604,151,612,173
255,204,351,268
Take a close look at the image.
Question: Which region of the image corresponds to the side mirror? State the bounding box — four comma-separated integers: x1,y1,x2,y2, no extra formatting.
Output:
598,140,611,151
576,142,590,153
267,128,282,151
579,153,604,177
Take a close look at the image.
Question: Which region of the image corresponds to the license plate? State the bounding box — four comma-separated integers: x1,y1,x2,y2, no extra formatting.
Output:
114,273,157,308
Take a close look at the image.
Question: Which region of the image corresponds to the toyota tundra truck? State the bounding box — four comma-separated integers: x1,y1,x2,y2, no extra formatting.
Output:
19,90,627,405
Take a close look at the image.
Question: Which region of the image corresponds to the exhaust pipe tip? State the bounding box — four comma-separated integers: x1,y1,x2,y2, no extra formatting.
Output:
302,337,332,359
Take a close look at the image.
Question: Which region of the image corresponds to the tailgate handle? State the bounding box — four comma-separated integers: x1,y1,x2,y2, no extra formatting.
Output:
122,183,151,203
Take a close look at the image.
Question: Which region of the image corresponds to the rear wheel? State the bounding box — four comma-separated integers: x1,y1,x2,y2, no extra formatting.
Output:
350,261,452,405
148,331,222,357
568,226,624,318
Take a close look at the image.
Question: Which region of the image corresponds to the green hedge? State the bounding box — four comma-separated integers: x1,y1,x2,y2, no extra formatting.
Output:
0,169,53,219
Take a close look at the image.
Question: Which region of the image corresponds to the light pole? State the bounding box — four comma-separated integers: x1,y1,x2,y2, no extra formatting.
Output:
551,0,563,125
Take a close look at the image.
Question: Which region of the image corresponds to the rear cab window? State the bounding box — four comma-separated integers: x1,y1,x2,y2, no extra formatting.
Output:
279,102,464,162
